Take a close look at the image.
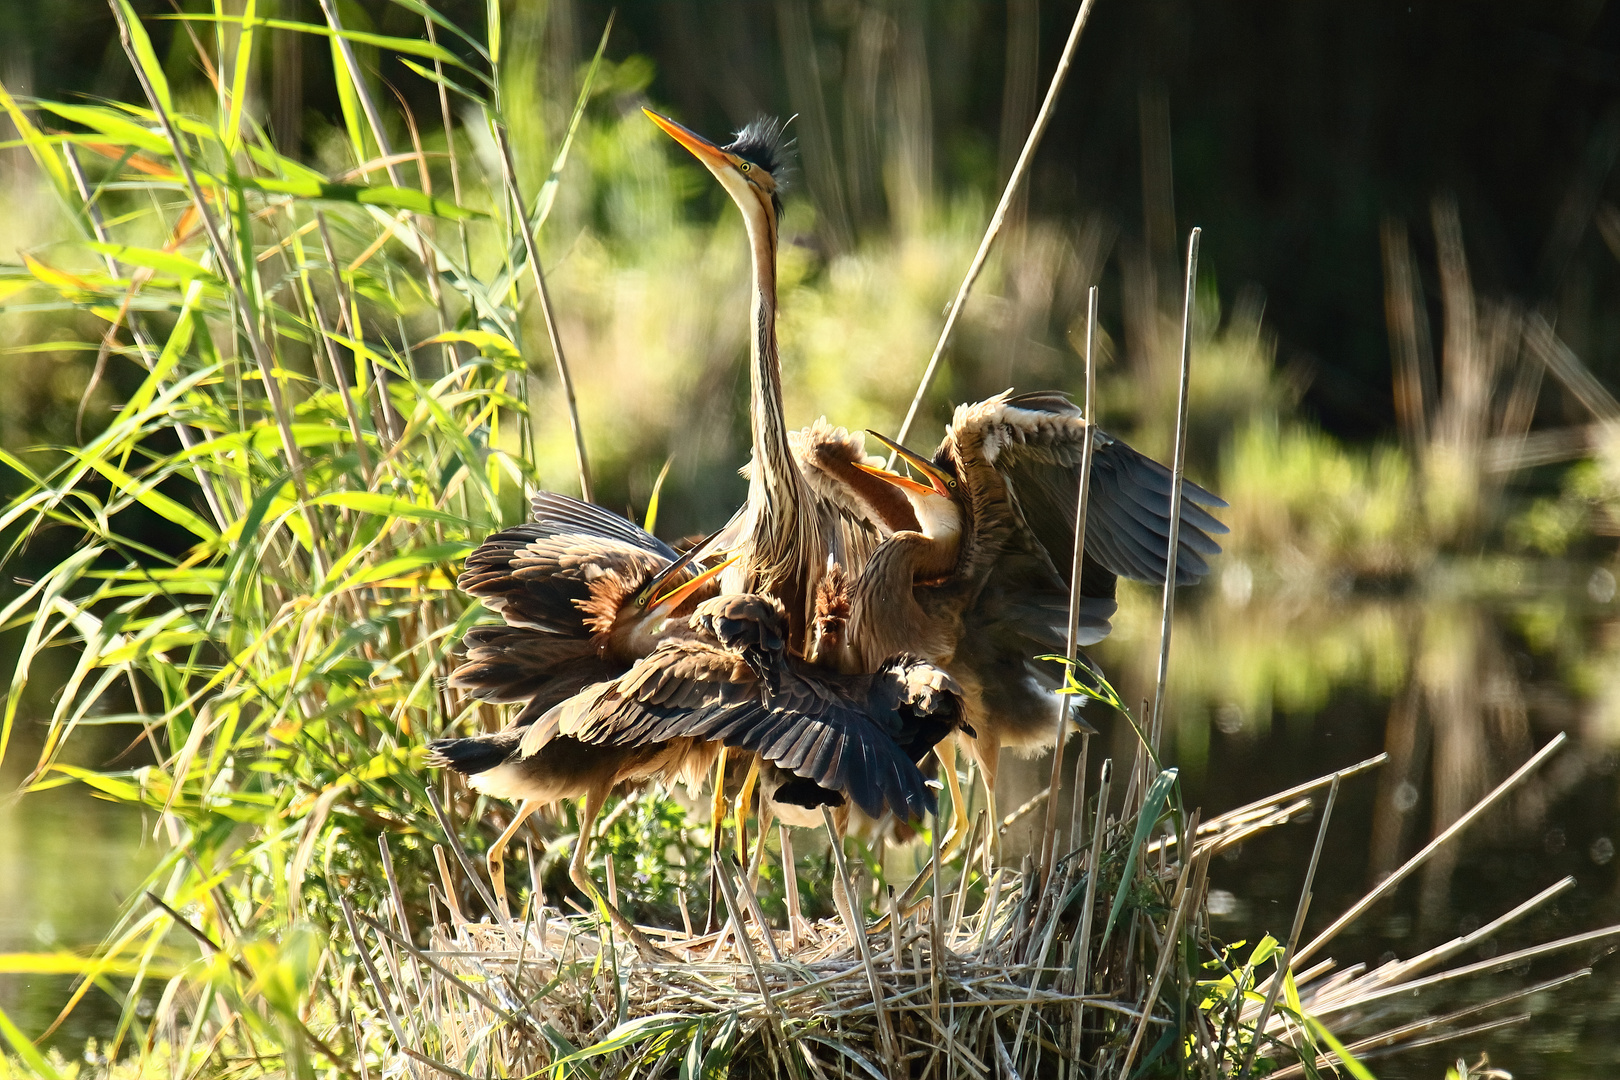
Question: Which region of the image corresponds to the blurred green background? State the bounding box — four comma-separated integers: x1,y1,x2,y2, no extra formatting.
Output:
2,1,1620,1076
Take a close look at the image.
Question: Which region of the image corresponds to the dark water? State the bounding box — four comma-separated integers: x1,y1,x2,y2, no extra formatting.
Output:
993,562,1620,1078
6,562,1619,1076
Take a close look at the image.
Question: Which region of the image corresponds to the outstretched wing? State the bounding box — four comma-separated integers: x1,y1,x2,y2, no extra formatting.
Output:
544,636,936,822
459,493,680,635
943,391,1228,587
449,624,620,712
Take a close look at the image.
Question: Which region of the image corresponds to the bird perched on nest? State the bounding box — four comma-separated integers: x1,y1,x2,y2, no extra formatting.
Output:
533,591,970,843
432,491,736,914
846,390,1229,851
436,587,967,957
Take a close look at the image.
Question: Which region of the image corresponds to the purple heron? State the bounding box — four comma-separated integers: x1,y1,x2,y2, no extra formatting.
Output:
851,390,1229,849
434,492,736,913
644,110,917,650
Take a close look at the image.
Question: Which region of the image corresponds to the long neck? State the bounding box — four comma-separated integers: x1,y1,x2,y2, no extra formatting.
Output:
737,195,818,637
745,206,796,526
848,533,953,668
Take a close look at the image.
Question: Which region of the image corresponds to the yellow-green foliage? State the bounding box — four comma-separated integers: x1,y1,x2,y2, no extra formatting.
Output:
1220,419,1420,578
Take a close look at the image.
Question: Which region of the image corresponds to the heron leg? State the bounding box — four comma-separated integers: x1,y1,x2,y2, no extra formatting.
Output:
488,799,538,918
733,756,760,866
746,794,773,891
570,786,672,962
979,739,1003,869
703,746,729,933
937,740,971,861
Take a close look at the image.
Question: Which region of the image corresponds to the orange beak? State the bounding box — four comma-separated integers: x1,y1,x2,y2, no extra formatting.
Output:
643,107,733,171
852,460,936,497
651,552,741,612
863,431,954,497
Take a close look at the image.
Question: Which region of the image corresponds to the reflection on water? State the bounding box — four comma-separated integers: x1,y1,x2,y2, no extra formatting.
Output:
6,561,1620,1074
1015,561,1619,1078
0,760,157,1053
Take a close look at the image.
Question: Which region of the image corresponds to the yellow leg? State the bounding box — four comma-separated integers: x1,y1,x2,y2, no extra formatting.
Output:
571,786,672,961
488,799,537,918
733,757,760,866
937,740,971,860
704,747,729,933
979,738,1003,869
747,793,773,891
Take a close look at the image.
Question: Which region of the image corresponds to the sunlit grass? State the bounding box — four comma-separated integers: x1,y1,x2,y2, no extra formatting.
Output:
0,0,1615,1075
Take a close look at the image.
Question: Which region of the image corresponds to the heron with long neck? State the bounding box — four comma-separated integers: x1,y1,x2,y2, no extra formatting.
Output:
644,110,829,649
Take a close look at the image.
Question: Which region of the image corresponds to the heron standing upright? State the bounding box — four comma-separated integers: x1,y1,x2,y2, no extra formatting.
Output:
646,109,870,650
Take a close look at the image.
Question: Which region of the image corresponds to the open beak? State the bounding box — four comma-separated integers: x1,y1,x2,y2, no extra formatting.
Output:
643,108,732,171
852,460,936,497
651,552,741,612
637,538,713,607
864,431,953,497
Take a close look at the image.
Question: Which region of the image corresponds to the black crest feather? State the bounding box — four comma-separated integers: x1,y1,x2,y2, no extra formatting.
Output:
724,116,794,181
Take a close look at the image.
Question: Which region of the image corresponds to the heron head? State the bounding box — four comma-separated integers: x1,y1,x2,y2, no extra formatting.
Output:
859,431,960,500
644,108,786,228
643,550,741,616
853,433,965,546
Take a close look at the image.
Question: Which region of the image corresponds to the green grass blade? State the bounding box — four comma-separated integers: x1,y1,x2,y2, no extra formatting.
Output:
0,1002,65,1080
116,0,174,114
224,0,258,151
1100,767,1178,949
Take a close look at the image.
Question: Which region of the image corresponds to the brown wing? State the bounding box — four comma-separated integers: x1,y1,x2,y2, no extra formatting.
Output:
448,624,618,709
458,493,679,636
536,606,943,821
941,390,1228,587
453,492,701,719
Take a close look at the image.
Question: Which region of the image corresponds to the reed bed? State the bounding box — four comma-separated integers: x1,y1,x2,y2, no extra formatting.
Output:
359,734,1619,1079
2,4,1616,1077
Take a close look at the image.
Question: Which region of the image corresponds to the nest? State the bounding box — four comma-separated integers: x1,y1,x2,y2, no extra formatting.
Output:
357,745,1620,1079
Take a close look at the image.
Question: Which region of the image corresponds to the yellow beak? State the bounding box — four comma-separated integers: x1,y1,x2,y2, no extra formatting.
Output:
864,431,954,497
643,107,732,171
651,552,741,612
852,460,936,497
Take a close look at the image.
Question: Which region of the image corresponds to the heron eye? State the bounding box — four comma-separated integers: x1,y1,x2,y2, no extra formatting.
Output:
739,161,751,173
947,478,958,489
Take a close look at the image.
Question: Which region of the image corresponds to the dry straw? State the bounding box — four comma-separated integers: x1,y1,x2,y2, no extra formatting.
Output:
374,731,1618,1078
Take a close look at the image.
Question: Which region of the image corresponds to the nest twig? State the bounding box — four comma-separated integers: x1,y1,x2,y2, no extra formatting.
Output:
350,741,1618,1078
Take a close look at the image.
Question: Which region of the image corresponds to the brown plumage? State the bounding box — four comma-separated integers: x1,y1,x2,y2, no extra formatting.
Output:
648,111,927,653
532,593,970,838
450,491,721,713
433,491,727,931
854,389,1229,848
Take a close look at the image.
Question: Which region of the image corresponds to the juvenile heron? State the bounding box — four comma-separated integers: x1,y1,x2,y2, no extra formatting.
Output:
851,390,1229,849
535,591,969,844
435,493,736,914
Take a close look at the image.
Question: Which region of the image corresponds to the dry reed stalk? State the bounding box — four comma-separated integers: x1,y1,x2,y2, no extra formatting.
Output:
890,0,1102,457
1040,284,1101,885
1294,731,1566,967
1147,227,1200,762
1237,774,1340,1079
493,120,593,502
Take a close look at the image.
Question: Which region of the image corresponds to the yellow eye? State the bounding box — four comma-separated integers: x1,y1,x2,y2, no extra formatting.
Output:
739,162,751,173
947,478,957,489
